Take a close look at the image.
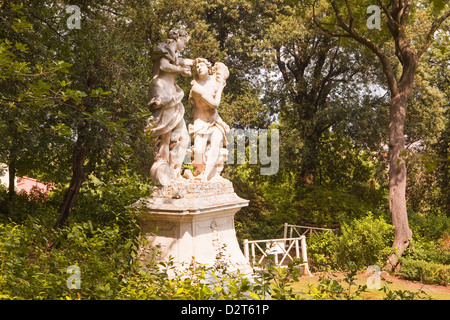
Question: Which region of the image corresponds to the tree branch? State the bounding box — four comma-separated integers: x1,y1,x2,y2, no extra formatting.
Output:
418,8,450,58
326,0,399,96
376,0,397,28
29,13,64,39
275,46,296,96
344,0,354,30
312,1,353,38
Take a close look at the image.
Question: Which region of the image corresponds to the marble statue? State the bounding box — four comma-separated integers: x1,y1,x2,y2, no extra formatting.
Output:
188,58,230,181
146,29,193,186
138,36,253,277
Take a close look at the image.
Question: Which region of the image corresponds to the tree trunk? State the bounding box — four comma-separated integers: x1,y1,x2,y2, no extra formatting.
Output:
384,91,413,270
382,30,419,268
54,138,88,230
6,160,16,216
301,133,319,186
8,160,15,203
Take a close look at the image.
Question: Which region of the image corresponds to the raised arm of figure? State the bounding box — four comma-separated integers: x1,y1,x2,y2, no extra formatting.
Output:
159,57,187,74
180,58,194,66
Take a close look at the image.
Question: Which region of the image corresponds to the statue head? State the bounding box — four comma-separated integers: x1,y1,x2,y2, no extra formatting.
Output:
192,58,212,79
168,29,191,50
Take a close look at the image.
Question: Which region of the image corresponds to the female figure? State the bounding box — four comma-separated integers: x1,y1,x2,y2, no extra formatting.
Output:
188,58,230,181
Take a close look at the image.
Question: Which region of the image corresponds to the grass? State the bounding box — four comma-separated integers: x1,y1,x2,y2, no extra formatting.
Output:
290,271,450,300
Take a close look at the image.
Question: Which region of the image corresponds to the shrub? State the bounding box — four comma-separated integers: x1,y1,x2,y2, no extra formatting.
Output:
334,214,395,269
118,255,306,300
400,258,450,286
0,185,62,225
307,214,395,271
409,210,450,241
71,172,152,229
118,258,258,300
307,266,369,300
0,219,141,299
307,231,340,271
271,186,371,228
403,236,450,265
307,266,430,300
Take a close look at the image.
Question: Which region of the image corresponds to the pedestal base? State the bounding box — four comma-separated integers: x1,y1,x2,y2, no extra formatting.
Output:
137,179,253,277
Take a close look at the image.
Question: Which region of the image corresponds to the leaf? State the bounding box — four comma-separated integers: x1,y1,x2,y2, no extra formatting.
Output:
37,80,51,90
249,291,262,300
59,80,71,87
90,87,111,97
424,161,437,174
51,123,73,136
201,285,212,295
15,42,28,53
173,287,184,297
431,0,446,14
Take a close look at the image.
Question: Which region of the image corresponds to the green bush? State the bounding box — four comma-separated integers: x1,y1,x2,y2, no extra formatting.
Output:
118,255,309,300
409,210,450,241
0,212,301,300
0,186,62,225
307,265,430,300
402,237,450,265
400,258,450,286
334,214,395,269
266,186,372,228
307,266,370,300
307,231,339,271
118,259,255,300
0,171,151,300
307,214,395,271
0,219,141,299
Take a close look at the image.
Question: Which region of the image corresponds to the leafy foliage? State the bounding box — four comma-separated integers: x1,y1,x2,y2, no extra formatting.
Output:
0,0,448,300
307,214,395,271
0,219,140,299
307,266,369,300
400,258,450,286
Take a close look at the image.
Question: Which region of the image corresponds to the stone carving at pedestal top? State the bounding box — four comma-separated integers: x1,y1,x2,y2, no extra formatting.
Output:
139,30,253,277
139,178,253,276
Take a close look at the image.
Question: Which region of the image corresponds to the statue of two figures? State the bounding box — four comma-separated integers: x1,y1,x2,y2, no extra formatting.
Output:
147,30,230,186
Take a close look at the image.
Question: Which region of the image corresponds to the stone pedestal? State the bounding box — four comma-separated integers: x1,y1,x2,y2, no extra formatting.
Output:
137,179,253,276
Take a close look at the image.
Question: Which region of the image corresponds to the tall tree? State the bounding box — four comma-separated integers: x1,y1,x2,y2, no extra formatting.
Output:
256,3,381,185
313,0,450,269
0,1,78,208
1,0,155,226
48,0,153,229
